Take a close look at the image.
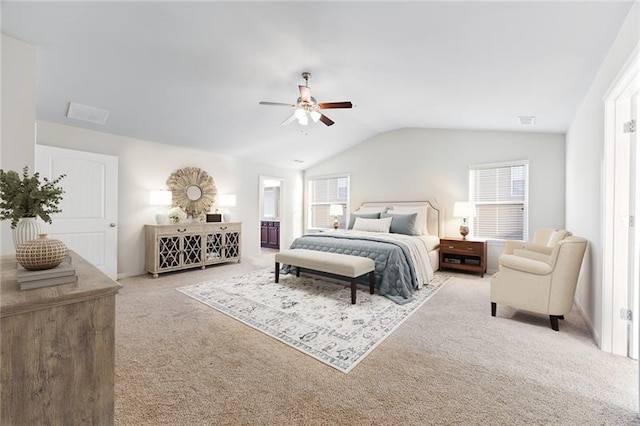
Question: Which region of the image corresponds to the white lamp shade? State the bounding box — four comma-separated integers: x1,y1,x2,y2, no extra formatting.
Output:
329,204,344,216
453,201,476,218
217,194,237,207
309,110,321,123
149,190,172,206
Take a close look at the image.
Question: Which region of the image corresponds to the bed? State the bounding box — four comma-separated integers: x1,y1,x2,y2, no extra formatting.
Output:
282,201,442,304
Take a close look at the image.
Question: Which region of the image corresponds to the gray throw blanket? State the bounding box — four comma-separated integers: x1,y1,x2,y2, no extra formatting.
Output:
281,233,418,304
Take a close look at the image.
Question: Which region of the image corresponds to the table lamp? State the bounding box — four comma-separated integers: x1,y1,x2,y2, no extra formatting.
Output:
453,201,476,239
149,190,173,224
329,204,343,230
217,194,236,222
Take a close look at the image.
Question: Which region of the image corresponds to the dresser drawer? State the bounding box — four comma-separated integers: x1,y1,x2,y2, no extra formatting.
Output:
154,224,204,237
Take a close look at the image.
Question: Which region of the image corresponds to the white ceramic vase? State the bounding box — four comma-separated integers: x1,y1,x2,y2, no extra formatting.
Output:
12,217,41,249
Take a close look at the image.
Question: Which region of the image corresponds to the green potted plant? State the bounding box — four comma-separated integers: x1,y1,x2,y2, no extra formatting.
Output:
0,166,65,248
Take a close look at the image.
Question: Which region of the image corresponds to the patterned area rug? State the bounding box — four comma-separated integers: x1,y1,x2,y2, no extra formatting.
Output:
177,269,452,373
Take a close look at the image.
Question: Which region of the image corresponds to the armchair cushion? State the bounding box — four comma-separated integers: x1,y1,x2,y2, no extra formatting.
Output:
512,249,551,263
499,254,553,275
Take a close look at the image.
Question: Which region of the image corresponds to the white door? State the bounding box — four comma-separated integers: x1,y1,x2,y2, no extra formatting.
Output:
630,91,639,361
35,145,118,279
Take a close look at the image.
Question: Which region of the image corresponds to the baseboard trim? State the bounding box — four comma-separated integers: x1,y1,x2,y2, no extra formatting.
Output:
574,296,600,348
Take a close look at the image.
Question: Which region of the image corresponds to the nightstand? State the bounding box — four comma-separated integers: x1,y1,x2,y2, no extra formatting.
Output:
439,238,487,277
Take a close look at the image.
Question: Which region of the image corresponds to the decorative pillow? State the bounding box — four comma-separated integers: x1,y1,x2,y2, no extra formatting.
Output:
547,229,570,246
381,212,419,236
352,217,393,233
347,212,381,229
355,206,388,215
387,206,428,235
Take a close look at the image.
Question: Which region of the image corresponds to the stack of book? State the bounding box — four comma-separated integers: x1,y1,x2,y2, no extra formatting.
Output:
17,257,77,291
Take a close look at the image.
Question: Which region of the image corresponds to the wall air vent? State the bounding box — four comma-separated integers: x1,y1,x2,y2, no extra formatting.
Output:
66,102,110,125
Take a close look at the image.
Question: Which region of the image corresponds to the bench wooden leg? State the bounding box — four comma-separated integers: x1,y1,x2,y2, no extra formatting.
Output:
275,262,280,283
350,278,357,304
368,271,375,294
296,267,300,277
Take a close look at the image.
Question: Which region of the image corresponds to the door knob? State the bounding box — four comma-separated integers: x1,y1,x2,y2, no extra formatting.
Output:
110,223,116,227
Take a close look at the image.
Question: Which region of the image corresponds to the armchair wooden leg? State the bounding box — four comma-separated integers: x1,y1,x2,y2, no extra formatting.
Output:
549,315,560,331
491,302,496,317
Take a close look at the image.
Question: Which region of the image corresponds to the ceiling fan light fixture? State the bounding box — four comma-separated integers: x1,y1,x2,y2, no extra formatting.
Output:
294,108,306,120
310,110,321,123
298,114,309,126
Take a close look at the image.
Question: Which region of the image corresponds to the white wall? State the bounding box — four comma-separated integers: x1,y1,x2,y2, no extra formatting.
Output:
36,121,304,278
305,127,566,243
1,35,37,255
566,3,639,344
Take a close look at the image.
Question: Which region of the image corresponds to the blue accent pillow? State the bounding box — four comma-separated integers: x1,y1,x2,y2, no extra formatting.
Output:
381,212,419,235
348,212,381,229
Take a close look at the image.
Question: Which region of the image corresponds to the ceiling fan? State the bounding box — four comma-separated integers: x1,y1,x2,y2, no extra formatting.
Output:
259,72,353,127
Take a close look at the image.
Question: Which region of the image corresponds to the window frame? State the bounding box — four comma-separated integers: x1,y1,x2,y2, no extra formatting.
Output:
468,160,529,241
306,173,351,231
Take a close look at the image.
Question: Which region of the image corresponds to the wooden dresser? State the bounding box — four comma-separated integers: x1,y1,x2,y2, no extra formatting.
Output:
1,251,120,425
145,222,242,277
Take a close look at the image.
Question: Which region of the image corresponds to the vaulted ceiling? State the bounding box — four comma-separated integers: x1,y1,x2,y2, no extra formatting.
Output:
2,1,634,169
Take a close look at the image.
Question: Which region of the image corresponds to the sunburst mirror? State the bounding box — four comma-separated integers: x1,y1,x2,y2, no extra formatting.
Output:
166,167,217,217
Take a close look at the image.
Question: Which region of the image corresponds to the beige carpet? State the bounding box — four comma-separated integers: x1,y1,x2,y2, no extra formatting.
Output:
115,253,639,425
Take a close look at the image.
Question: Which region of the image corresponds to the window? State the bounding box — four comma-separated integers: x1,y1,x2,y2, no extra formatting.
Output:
469,161,529,240
307,175,349,229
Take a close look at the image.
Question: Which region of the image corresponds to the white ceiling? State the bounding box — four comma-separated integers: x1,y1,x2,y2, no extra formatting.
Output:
1,1,634,169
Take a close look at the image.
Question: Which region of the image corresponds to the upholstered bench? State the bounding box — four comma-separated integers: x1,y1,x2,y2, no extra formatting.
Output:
275,249,376,304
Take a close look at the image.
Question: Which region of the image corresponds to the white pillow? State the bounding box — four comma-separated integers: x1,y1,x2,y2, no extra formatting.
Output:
356,206,388,214
352,217,392,233
547,229,569,246
388,206,428,235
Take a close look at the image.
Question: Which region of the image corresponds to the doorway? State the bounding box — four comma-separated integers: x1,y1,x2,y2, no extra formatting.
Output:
259,176,283,252
603,49,639,360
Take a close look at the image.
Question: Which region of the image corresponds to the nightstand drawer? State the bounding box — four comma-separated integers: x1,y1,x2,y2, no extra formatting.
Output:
442,241,484,256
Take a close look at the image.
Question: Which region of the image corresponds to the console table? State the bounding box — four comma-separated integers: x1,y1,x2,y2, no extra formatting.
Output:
145,222,242,277
1,251,120,424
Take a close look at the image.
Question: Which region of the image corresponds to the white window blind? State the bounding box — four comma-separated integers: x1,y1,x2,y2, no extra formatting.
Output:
469,162,528,240
307,175,349,229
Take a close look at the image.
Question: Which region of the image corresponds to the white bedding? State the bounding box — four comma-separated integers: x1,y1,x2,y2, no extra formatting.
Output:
343,230,438,289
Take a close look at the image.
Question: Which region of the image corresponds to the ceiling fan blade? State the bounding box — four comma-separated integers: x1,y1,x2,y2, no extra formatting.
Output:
318,101,353,109
281,113,297,126
299,85,312,103
260,101,295,107
319,114,335,126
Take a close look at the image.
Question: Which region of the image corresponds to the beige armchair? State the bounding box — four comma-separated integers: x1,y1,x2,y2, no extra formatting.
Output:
503,228,571,257
490,236,587,331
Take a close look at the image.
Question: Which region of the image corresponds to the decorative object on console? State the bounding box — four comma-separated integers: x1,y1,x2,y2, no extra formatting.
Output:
329,204,343,230
453,201,476,239
0,166,66,249
167,206,187,224
16,233,68,271
149,190,173,225
206,213,222,223
166,167,216,218
12,217,41,250
217,194,236,222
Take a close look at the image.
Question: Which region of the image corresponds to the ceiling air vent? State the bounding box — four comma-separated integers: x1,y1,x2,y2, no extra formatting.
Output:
518,115,536,125
66,102,110,125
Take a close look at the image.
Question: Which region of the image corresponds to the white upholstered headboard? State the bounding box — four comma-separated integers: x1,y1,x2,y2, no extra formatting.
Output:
356,200,444,237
